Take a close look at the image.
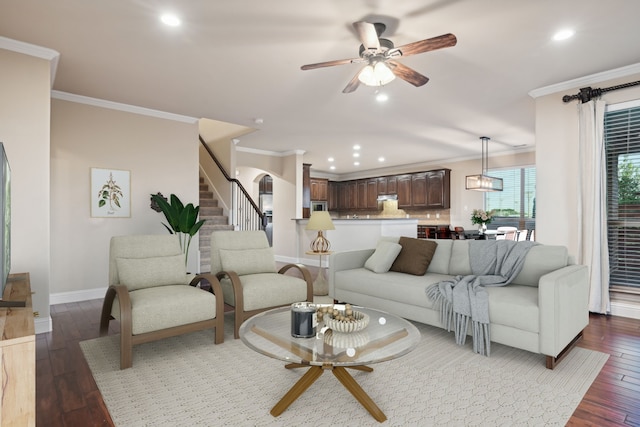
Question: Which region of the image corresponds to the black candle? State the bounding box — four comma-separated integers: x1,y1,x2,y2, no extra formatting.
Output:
291,302,317,338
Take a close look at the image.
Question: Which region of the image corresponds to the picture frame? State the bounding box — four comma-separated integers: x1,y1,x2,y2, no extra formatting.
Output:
90,168,131,218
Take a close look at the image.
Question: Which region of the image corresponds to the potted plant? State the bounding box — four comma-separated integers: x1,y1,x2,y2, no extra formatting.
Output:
150,193,206,266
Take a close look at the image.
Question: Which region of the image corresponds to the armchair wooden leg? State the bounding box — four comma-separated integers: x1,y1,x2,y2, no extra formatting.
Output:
120,331,133,370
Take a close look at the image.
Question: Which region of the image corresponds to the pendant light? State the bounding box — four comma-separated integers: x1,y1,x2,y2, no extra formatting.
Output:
465,136,503,191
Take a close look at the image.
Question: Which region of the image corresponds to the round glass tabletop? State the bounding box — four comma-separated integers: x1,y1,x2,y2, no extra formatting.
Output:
239,304,421,367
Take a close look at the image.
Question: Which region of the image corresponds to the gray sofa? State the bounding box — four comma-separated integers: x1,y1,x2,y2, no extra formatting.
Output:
328,237,590,368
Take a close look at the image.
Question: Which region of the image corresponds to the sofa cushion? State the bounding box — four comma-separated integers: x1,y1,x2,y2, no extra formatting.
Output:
448,240,472,276
390,237,438,276
116,254,187,291
219,273,307,310
111,285,216,335
364,241,403,273
511,245,568,287
219,248,276,276
335,268,453,309
425,239,453,274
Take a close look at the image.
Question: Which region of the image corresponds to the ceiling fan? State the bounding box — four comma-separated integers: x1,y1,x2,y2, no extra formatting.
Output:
301,21,457,93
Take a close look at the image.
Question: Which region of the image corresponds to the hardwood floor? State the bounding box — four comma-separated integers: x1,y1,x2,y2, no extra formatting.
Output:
37,300,640,426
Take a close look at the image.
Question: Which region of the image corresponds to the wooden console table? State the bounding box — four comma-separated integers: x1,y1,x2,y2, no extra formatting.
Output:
0,273,35,426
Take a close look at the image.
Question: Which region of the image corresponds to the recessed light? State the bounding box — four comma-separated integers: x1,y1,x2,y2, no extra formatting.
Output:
378,157,385,162
353,145,361,150
160,13,181,27
330,165,336,170
353,153,360,158
354,162,360,166
376,93,389,102
328,157,334,162
552,29,574,41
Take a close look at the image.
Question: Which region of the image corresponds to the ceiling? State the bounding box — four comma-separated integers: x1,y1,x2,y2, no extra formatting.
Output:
2,0,640,176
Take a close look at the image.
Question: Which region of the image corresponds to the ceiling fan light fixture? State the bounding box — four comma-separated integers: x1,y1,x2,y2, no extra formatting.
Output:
358,62,395,87
465,136,503,192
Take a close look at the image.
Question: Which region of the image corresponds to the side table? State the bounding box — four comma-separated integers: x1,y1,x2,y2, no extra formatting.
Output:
305,250,332,296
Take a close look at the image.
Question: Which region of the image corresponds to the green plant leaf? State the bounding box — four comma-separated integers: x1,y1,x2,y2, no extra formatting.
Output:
99,200,105,207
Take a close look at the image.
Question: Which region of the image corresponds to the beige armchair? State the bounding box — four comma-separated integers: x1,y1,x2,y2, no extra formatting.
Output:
100,234,224,369
210,230,313,338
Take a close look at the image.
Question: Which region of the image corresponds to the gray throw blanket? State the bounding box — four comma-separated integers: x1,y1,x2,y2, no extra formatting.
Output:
425,240,536,356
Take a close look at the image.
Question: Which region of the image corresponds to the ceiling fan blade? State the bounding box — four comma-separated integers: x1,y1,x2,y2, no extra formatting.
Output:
353,21,380,51
395,33,457,57
388,61,429,87
342,69,362,93
301,58,361,70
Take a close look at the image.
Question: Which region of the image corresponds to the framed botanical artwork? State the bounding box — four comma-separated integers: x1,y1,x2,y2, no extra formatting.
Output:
90,168,131,218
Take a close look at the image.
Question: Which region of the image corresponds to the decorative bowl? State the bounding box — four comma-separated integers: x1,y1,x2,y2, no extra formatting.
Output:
324,310,369,333
323,329,370,348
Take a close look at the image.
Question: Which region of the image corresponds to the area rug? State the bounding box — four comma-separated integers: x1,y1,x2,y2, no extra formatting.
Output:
80,315,608,427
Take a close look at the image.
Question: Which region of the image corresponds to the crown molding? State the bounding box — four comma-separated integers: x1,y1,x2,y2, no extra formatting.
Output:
529,62,640,99
0,36,60,87
236,146,306,157
51,91,198,124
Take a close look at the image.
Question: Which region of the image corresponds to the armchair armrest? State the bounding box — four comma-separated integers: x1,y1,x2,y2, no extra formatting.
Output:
328,249,375,297
100,284,132,337
538,264,589,357
278,263,313,302
191,273,226,317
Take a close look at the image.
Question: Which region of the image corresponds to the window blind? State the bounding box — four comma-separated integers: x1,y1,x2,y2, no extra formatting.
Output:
484,167,536,230
605,104,640,288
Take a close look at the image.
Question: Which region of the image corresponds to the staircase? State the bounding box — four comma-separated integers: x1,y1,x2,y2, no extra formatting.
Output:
199,177,233,273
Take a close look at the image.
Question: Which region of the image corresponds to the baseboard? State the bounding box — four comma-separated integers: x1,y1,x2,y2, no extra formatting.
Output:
610,300,640,320
35,316,52,334
50,287,107,305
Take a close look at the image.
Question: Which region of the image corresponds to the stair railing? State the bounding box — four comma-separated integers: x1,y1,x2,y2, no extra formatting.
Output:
199,136,266,231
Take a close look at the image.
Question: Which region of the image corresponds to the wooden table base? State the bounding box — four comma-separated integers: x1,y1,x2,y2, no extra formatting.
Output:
270,363,386,423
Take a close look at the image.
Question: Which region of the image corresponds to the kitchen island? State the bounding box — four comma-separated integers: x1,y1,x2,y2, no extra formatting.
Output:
294,217,418,266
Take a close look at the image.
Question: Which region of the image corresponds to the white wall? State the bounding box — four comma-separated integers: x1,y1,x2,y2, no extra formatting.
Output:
0,47,54,328
235,149,304,259
534,70,640,256
50,97,199,299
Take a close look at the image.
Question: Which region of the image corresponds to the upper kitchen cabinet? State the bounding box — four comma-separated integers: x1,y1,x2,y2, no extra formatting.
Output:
395,169,450,209
396,174,412,208
310,178,328,201
328,181,339,211
425,169,450,209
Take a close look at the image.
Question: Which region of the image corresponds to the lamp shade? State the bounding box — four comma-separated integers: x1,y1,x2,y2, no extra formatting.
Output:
465,136,503,192
306,211,335,231
465,174,504,191
358,62,396,87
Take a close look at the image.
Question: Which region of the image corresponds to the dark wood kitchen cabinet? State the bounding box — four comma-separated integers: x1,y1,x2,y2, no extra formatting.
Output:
310,178,328,201
425,169,450,209
328,181,339,211
396,174,412,208
410,172,428,207
367,178,378,209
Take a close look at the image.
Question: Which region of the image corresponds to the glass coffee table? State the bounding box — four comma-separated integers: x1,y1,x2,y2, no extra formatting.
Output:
239,305,421,423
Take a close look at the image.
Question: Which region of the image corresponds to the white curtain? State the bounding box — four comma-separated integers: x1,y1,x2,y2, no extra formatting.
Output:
577,99,610,314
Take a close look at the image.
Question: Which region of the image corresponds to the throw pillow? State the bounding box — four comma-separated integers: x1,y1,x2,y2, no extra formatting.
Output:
219,248,277,276
389,237,438,276
364,241,403,273
116,254,187,291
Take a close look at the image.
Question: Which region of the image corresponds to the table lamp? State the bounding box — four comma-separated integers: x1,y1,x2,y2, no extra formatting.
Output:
306,211,335,252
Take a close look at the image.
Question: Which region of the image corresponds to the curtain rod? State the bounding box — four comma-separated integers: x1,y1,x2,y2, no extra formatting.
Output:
562,80,640,103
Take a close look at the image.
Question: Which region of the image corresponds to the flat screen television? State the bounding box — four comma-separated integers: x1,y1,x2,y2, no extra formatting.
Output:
0,143,21,307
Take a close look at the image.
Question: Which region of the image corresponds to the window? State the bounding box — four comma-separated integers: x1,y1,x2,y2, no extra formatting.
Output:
605,101,640,289
484,167,536,230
